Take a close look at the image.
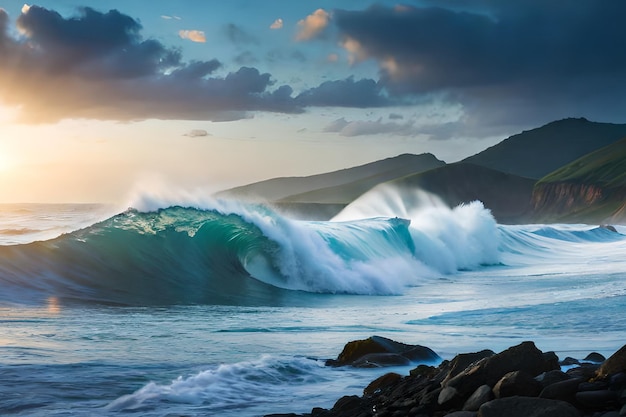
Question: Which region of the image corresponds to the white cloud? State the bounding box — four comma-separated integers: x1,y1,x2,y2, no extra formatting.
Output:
183,129,211,137
296,9,330,41
179,30,206,43
323,117,416,137
161,15,181,20
270,18,283,30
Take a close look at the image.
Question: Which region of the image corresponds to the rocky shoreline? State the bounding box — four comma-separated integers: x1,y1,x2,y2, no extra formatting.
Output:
265,336,626,417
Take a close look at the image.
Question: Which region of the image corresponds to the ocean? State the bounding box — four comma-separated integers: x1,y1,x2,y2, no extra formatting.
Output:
1,189,625,417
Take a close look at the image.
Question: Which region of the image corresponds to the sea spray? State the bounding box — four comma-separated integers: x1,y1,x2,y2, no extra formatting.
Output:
333,185,501,272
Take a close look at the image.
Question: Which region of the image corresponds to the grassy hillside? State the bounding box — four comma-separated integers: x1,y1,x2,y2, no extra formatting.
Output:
537,137,626,188
463,118,626,179
218,153,445,201
388,162,537,223
532,137,626,224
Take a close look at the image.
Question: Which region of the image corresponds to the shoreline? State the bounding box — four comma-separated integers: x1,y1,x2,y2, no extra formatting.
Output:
265,337,626,417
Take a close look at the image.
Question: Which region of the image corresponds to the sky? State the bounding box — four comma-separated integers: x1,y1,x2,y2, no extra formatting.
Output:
0,0,625,203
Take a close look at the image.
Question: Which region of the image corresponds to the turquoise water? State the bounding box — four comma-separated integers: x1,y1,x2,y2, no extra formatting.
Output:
0,199,625,416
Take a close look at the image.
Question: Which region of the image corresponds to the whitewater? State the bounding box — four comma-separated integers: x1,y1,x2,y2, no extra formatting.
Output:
0,188,625,416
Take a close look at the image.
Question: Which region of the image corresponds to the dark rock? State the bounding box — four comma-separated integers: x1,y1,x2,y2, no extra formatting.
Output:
326,336,440,367
442,350,495,386
445,341,559,396
575,390,619,409
419,387,442,408
567,363,601,380
463,385,494,411
561,357,580,366
410,364,438,378
478,396,581,417
539,377,583,403
438,386,461,407
535,370,571,388
364,372,402,396
600,224,618,233
493,370,542,398
596,344,626,380
584,352,607,363
578,380,609,391
331,395,363,415
352,353,411,368
444,411,477,417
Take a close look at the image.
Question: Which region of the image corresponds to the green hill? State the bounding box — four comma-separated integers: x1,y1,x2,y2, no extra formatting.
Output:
532,137,626,223
463,118,626,179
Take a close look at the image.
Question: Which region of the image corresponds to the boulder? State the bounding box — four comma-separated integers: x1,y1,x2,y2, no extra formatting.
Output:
493,370,542,398
539,377,583,404
445,341,559,396
535,370,571,388
326,336,440,367
463,385,494,411
584,352,606,363
364,372,402,396
442,350,495,386
478,396,581,417
595,344,626,380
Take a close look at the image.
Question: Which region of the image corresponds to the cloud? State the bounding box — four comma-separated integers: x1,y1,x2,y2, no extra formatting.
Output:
0,6,307,123
270,18,283,30
296,9,330,41
332,2,626,129
296,77,394,108
179,29,206,43
183,129,210,137
323,117,416,137
161,15,181,20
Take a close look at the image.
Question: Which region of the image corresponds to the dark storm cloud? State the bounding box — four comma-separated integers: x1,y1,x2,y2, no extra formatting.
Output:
0,6,304,123
296,77,394,108
333,1,626,130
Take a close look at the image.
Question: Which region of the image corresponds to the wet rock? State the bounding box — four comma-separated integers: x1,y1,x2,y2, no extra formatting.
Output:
445,411,477,417
331,395,363,415
596,344,626,380
493,370,542,398
585,352,607,363
463,385,493,411
364,373,402,396
575,390,619,409
567,363,601,380
539,377,583,403
442,350,495,386
535,370,571,388
438,386,461,407
326,336,440,367
445,341,559,396
352,353,411,368
600,224,618,233
561,357,580,366
478,396,581,417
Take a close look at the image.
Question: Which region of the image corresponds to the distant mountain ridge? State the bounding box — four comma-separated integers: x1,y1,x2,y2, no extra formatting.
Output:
218,118,626,224
463,118,626,179
218,153,445,202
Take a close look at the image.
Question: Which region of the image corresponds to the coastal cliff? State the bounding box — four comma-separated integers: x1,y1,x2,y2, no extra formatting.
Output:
531,182,626,223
